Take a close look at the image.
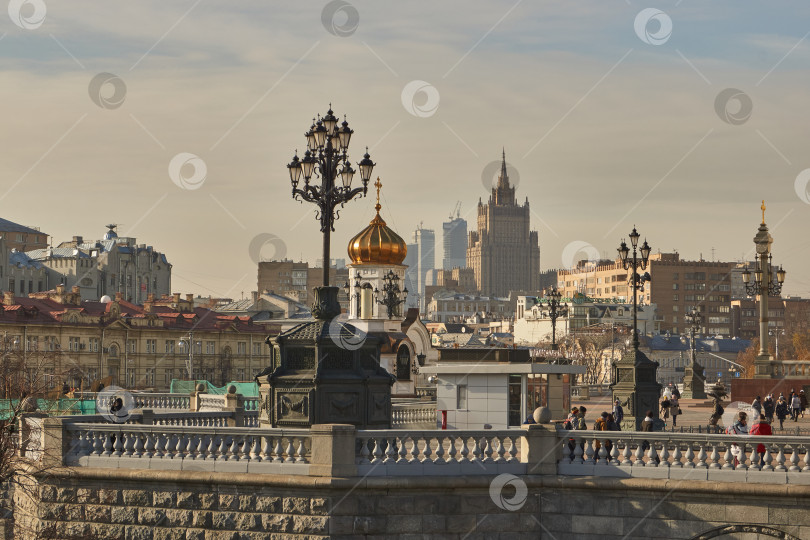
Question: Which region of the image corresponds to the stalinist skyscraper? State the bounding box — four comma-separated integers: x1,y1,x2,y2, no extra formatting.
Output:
467,150,540,297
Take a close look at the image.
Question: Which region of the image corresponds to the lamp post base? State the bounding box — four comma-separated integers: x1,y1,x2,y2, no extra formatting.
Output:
311,286,342,321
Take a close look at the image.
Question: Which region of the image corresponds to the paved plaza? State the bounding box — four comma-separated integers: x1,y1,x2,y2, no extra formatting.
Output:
572,394,810,433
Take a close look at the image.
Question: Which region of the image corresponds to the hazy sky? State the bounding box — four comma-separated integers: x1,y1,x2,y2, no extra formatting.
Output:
2,1,810,299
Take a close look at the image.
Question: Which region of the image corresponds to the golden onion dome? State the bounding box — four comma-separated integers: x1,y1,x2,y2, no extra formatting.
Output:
347,178,407,265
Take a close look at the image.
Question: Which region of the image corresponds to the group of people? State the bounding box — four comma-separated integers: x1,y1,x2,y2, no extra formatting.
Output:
751,390,807,429
726,410,773,466
660,384,682,426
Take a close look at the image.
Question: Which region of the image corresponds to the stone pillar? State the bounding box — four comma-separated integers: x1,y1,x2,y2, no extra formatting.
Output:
189,383,206,412
17,412,47,457
141,409,155,425
41,418,66,468
309,424,357,477
223,385,244,427
520,420,558,475
682,362,706,399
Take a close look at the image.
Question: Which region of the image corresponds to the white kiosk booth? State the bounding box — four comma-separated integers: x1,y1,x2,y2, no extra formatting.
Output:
420,348,585,430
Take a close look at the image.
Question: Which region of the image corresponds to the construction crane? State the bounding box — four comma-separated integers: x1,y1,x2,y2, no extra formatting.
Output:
449,201,461,220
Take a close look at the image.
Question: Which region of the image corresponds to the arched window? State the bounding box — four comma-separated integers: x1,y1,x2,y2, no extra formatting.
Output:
396,345,411,381
109,344,119,358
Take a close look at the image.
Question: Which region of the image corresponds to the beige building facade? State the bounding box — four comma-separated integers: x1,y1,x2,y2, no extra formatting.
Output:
0,286,277,391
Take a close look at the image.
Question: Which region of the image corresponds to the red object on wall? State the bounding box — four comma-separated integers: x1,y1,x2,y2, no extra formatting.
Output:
441,410,447,430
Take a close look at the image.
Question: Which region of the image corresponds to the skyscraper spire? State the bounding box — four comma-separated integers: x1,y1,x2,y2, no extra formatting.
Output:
499,148,509,188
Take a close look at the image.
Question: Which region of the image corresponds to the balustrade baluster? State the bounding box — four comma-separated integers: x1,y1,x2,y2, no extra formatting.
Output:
470,437,481,462
112,431,124,457
801,444,810,472
92,431,104,456
572,437,584,464
273,438,284,463
774,444,786,472
383,437,396,464
143,432,155,458
460,437,470,463
397,437,408,463
788,445,800,472
721,444,733,470
482,437,493,464
447,436,458,462
494,437,505,463
620,440,631,466
750,448,760,471
762,445,773,472
646,441,658,467
609,439,619,464
370,438,383,464
282,439,294,463
633,442,645,466
215,435,228,461
227,435,240,461
296,438,307,463
695,443,708,468
434,436,446,464
423,437,433,463
583,439,595,465
132,433,144,458
658,440,669,467
597,439,608,465
708,444,720,469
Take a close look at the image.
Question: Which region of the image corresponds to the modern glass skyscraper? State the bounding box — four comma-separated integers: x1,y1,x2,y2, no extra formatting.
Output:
442,215,467,270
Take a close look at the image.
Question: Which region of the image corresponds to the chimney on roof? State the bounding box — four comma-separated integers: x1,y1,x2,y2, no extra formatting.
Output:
73,236,83,244
71,286,80,294
56,284,65,295
115,292,123,302
186,294,193,303
3,291,14,306
172,293,180,303
252,291,259,303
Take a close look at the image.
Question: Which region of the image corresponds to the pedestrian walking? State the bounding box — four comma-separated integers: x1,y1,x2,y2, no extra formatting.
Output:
612,399,624,429
726,412,749,467
749,414,772,467
640,410,659,464
800,390,807,418
791,393,802,422
751,396,762,419
763,395,775,424
775,396,789,429
660,396,671,422
670,396,680,427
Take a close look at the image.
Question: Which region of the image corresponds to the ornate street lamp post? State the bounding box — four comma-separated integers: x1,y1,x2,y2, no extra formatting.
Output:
611,226,660,430
682,308,706,399
342,272,362,318
178,331,195,380
618,227,651,352
376,270,408,319
287,105,375,319
741,201,786,377
543,288,566,350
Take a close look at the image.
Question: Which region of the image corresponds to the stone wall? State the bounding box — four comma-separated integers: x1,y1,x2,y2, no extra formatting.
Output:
10,468,810,539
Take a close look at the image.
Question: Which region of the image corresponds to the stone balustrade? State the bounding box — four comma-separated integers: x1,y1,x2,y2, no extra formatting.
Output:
355,429,524,476
25,418,810,485
62,423,311,474
558,429,810,483
390,404,437,429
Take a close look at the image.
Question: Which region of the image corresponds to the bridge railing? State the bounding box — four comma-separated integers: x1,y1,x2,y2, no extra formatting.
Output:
26,419,810,484
557,429,810,482
391,402,437,429
71,390,260,413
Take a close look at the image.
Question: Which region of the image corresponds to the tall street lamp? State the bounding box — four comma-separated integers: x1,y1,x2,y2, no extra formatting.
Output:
611,226,660,431
618,227,651,352
741,201,786,377
376,270,408,319
178,331,196,380
682,308,707,399
287,105,375,319
543,287,566,350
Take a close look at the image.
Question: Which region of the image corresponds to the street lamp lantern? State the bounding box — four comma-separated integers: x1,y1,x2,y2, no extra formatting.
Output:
376,270,408,319
618,226,651,352
288,105,375,319
543,287,566,350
